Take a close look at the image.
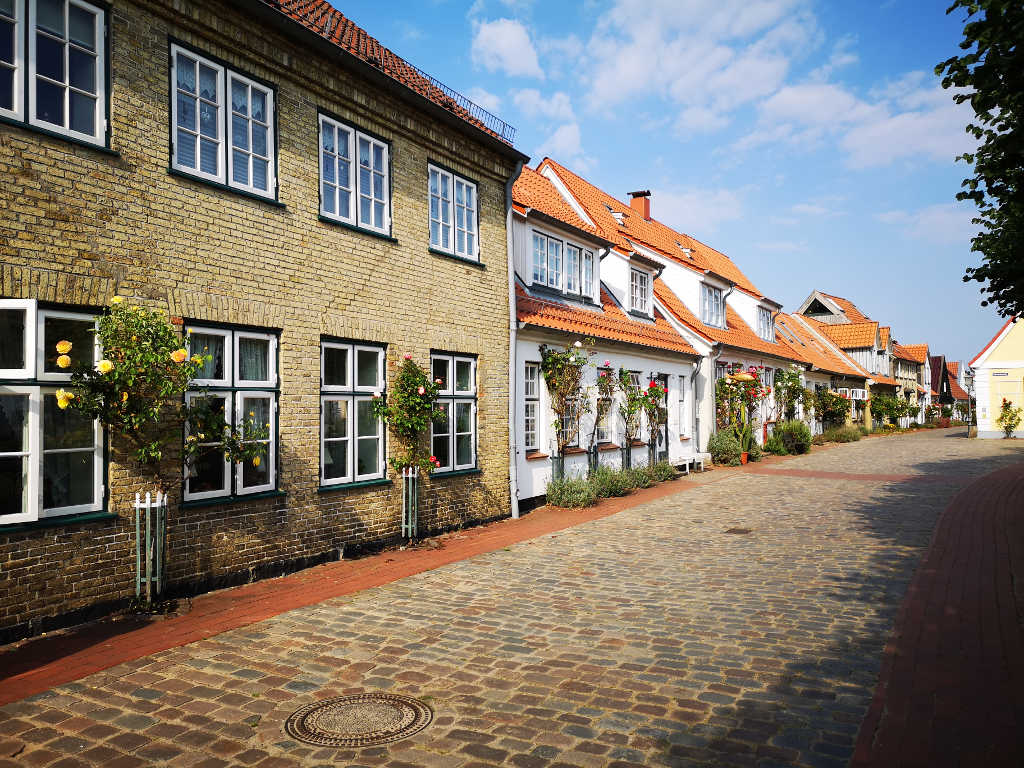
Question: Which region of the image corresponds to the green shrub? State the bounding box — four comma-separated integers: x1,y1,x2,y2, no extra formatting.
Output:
747,441,763,462
545,476,597,508
776,420,812,454
822,425,861,443
627,465,655,489
908,421,920,429
858,425,869,436
811,433,826,446
650,461,678,482
764,433,788,455
708,431,742,466
588,465,631,498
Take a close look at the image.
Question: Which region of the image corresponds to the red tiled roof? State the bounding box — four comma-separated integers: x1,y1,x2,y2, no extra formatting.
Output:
260,1,512,144
879,326,890,349
537,159,764,298
516,286,697,356
894,343,920,362
899,344,929,364
970,317,1016,366
947,361,960,378
813,320,879,349
653,281,800,362
949,377,969,401
776,314,867,379
871,374,899,387
512,167,599,238
820,292,871,323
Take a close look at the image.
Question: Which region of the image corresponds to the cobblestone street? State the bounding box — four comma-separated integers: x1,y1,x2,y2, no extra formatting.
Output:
1,430,1022,768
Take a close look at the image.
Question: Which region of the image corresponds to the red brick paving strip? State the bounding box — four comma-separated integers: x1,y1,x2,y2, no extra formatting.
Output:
0,473,704,706
851,460,1024,768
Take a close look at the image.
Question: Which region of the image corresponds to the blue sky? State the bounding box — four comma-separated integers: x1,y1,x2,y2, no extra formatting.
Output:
332,0,995,365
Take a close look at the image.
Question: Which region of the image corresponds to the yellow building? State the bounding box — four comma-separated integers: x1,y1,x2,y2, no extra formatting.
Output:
970,317,1024,438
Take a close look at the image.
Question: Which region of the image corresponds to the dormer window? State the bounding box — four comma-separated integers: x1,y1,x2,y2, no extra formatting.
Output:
757,307,774,341
530,230,595,299
700,284,725,328
630,268,650,315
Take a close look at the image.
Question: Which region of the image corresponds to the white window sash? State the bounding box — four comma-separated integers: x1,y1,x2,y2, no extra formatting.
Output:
532,232,547,285
36,308,97,382
453,400,476,470
352,345,384,394
225,72,275,198
453,356,476,396
582,251,594,299
453,176,478,260
428,164,453,252
27,0,106,144
432,355,453,396
547,239,562,290
170,44,225,183
320,341,352,392
523,401,537,451
233,331,276,388
353,394,384,481
0,385,40,524
320,394,352,486
0,0,24,122
235,390,275,495
431,399,452,472
356,132,390,234
319,115,355,224
40,387,103,517
0,298,36,378
565,245,580,294
183,390,232,502
187,326,233,387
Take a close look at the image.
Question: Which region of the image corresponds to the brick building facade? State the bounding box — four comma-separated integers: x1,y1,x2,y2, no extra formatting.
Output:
0,0,526,642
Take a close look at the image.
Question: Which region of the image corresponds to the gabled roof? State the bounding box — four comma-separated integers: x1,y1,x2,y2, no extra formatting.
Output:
947,361,961,378
776,314,868,379
259,1,520,149
512,167,599,239
969,317,1017,367
893,343,921,363
820,292,871,323
813,320,879,349
879,326,891,349
516,285,697,356
898,344,929,364
871,374,899,387
949,376,969,402
653,281,801,362
537,158,764,299
930,355,947,388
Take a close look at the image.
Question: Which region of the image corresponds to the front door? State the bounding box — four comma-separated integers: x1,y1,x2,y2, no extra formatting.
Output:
655,374,669,462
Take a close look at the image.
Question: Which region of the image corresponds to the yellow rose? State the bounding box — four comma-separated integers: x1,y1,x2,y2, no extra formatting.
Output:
170,348,188,363
121,391,129,402
97,359,113,374
190,354,202,364
110,296,124,305
252,456,261,467
56,396,69,410
55,340,73,354
56,354,71,369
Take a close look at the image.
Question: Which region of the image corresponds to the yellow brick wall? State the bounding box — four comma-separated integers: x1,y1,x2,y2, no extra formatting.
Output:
0,0,519,641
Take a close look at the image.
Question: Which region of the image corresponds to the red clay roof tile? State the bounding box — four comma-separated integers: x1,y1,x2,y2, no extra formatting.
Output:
512,167,599,238
776,314,868,379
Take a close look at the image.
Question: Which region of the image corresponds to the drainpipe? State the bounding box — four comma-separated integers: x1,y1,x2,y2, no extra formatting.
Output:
505,160,524,520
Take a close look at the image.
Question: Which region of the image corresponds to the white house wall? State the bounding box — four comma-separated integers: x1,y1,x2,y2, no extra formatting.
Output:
515,331,696,502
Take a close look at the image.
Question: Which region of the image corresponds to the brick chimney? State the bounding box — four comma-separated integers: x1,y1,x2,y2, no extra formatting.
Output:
629,190,651,221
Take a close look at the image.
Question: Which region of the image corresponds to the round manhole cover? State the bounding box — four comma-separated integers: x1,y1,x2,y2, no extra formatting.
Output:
284,693,433,747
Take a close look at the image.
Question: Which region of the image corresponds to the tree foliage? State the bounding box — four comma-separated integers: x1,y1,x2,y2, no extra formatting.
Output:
539,340,593,456
372,357,441,472
936,1,1024,316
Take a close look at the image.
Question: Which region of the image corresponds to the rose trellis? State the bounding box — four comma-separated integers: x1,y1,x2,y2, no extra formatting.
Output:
539,339,593,478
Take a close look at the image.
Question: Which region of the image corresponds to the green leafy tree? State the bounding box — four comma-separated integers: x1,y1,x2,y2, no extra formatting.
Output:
539,340,593,457
372,356,441,472
996,398,1022,437
936,1,1024,316
815,389,851,428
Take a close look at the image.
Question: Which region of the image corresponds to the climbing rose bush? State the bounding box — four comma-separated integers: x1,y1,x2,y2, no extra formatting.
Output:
372,357,441,472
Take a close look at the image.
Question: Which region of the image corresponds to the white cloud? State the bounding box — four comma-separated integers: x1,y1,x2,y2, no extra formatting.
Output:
471,19,544,78
791,202,829,216
512,88,574,121
875,203,977,245
465,87,503,114
535,122,593,171
649,186,744,236
809,35,858,81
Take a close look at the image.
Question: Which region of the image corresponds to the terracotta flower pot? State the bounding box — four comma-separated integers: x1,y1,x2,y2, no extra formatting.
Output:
740,452,749,465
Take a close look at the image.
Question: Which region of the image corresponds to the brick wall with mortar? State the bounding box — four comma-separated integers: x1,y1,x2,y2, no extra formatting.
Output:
0,0,521,643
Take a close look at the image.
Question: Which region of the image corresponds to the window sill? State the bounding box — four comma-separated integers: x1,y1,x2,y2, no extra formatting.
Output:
562,446,587,455
627,309,654,321
0,115,120,157
598,442,620,452
430,467,482,478
630,440,647,447
318,478,392,493
525,451,548,461
527,284,599,306
1,510,117,534
678,436,691,442
168,168,286,208
318,215,398,243
428,247,485,269
181,489,287,509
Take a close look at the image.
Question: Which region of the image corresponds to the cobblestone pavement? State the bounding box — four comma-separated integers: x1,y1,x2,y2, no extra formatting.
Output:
1,430,1022,768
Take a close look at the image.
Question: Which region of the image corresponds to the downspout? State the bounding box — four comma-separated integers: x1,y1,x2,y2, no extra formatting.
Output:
505,160,524,520
689,354,704,451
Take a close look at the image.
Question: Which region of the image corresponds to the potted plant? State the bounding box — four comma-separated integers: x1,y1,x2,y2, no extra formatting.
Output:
736,420,753,464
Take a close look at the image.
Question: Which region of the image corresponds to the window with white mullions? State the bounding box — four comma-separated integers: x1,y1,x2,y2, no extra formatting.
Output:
0,389,38,524
630,268,650,314
431,353,476,472
582,250,594,299
701,283,725,328
523,362,539,450
531,232,547,285
566,245,580,294
319,116,354,222
236,392,274,494
358,134,388,232
428,165,478,260
183,391,231,501
454,177,477,259
319,341,385,486
0,0,24,121
36,308,98,381
228,74,273,195
429,166,452,251
26,0,105,142
547,238,562,290
172,46,224,182
757,306,774,341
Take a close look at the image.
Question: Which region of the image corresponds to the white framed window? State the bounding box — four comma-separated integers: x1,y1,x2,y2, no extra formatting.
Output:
531,231,547,285
630,268,650,315
431,353,476,472
757,307,774,341
430,166,478,261
523,361,539,451
319,340,385,487
701,283,725,328
23,0,106,144
678,383,686,439
582,250,594,300
357,133,389,233
566,245,580,294
0,0,25,121
171,44,276,198
596,399,611,443
547,238,562,290
319,115,355,223
558,408,578,448
0,299,103,525
184,324,280,501
36,307,98,381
